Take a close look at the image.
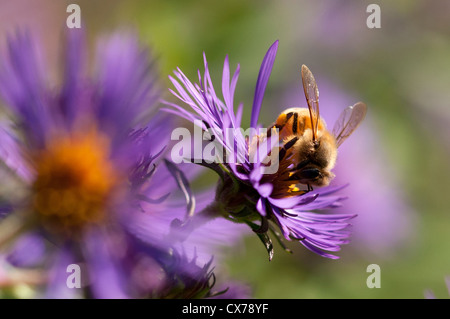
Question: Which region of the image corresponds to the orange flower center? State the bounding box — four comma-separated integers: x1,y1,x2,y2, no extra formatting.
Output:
32,130,117,233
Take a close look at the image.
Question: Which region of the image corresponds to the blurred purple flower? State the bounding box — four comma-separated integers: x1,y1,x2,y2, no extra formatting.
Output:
0,28,235,298
281,78,415,257
132,161,248,265
165,41,356,260
425,276,450,299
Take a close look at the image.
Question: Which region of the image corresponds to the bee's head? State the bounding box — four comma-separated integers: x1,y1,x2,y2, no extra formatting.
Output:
294,130,338,187
296,165,335,187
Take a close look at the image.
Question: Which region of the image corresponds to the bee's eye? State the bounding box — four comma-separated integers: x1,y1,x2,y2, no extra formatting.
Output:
299,168,321,179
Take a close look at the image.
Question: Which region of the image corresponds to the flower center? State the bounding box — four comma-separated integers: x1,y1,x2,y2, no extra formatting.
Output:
32,130,117,233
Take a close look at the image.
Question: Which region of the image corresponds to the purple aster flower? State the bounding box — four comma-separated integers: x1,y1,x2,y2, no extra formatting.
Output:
165,41,359,260
132,161,248,265
0,28,227,298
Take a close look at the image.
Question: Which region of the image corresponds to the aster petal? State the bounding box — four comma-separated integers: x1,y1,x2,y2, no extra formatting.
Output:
0,124,32,182
293,211,357,221
272,209,354,259
268,193,318,209
0,31,50,147
168,57,247,159
95,32,157,145
59,28,86,125
133,112,172,155
125,112,172,182
229,65,241,111
256,183,273,198
84,231,129,299
297,195,347,210
300,240,341,259
169,73,206,114
222,55,241,128
424,290,437,299
250,40,279,129
160,104,199,124
235,102,244,128
174,215,248,265
222,55,231,109
249,166,263,184
6,232,46,268
256,198,267,216
311,183,349,196
202,53,221,115
44,245,80,299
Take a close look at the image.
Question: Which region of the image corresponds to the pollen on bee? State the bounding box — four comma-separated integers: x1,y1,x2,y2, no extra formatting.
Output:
288,185,300,193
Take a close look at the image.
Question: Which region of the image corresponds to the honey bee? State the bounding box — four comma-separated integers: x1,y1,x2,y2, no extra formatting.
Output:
270,65,367,191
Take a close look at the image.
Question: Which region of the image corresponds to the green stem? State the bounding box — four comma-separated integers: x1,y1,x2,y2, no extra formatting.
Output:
168,201,224,243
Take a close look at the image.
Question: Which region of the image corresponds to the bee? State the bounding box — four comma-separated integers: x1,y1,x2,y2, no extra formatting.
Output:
270,65,367,191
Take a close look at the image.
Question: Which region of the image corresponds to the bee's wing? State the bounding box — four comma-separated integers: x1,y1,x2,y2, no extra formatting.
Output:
301,65,320,142
332,102,367,147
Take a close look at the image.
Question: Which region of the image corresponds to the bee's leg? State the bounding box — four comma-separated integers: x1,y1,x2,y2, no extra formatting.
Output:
278,136,299,161
292,112,298,134
267,112,294,137
306,184,313,193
